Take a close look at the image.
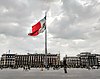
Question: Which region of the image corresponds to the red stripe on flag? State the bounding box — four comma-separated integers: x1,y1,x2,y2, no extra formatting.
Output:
28,22,41,36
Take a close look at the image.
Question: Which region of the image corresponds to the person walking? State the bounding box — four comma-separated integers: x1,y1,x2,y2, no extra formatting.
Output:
63,57,67,73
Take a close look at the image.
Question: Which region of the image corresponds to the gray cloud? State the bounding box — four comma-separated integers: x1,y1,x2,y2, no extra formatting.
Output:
0,0,100,57
49,0,100,40
0,0,52,37
47,0,100,56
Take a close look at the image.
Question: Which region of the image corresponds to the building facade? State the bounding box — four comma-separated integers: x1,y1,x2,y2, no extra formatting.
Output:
66,56,80,68
77,52,99,68
93,54,100,67
15,53,60,68
63,52,100,68
0,53,60,68
1,54,16,68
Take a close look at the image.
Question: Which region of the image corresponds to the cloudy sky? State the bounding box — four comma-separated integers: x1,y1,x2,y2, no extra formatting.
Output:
0,0,100,59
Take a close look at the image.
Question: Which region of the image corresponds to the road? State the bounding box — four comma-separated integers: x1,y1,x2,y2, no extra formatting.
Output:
0,68,100,79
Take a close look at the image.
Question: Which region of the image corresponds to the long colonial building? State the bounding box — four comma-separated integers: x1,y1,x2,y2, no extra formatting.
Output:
77,52,99,68
0,53,60,68
1,52,100,69
64,52,100,68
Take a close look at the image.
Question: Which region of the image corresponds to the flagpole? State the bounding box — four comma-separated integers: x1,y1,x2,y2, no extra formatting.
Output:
45,28,48,67
45,12,48,68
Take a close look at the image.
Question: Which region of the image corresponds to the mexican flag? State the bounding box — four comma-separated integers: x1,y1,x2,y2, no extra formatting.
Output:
28,16,46,36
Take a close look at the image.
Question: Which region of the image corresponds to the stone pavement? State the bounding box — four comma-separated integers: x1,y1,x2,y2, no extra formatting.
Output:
0,68,100,79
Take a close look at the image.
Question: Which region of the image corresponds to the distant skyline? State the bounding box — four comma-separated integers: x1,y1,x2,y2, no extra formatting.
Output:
0,0,100,59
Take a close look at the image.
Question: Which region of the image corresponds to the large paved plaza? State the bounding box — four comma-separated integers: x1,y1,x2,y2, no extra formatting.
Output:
0,68,100,79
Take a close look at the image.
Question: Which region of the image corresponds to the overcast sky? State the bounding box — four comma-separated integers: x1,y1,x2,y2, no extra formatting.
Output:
0,0,100,59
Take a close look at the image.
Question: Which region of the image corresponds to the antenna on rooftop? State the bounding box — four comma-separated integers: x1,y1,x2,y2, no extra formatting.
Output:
8,50,10,54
